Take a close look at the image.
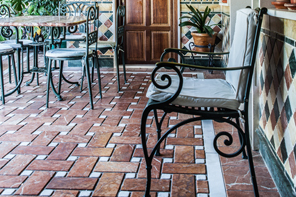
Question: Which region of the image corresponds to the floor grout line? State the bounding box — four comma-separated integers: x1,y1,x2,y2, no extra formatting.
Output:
203,119,226,197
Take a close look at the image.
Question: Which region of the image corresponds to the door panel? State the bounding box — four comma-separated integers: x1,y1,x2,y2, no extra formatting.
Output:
126,0,144,25
124,0,177,64
126,31,146,61
151,31,170,61
151,0,169,25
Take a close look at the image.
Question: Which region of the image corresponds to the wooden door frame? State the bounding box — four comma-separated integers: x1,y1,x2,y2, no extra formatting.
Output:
118,0,179,64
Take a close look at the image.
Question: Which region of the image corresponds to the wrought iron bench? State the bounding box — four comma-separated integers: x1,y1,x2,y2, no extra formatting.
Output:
140,7,267,197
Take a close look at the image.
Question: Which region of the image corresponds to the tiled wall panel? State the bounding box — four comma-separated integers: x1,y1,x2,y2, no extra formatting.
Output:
258,15,296,186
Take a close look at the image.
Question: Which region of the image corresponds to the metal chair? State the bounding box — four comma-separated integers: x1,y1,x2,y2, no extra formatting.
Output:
0,45,23,104
85,5,126,92
0,4,33,91
45,6,101,109
140,7,267,197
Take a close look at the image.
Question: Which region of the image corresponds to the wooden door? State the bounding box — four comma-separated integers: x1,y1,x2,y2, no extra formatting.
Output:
124,0,177,64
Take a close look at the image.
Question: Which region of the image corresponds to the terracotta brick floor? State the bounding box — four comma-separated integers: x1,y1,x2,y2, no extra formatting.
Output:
0,54,280,196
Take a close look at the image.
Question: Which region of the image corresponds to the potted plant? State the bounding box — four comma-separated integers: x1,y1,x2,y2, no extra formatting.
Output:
179,5,220,52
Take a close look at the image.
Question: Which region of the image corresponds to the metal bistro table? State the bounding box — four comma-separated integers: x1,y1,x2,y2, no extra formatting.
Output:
0,15,87,97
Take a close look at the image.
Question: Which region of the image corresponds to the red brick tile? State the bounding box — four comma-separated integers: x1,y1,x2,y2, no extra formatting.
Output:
69,123,94,135
52,190,79,197
196,149,205,159
15,171,54,195
131,192,157,197
0,155,35,175
176,125,195,138
147,133,165,149
47,143,77,160
110,144,134,161
138,158,162,179
0,175,27,188
39,125,75,132
68,157,98,177
0,142,19,158
121,178,170,192
16,123,43,134
2,114,29,125
31,131,59,146
0,133,37,142
52,114,76,126
94,161,139,173
93,173,124,196
175,146,195,163
102,116,122,127
0,159,9,168
222,166,277,191
0,125,22,135
195,127,202,135
88,133,112,147
72,147,113,157
172,174,195,196
163,163,206,174
27,160,73,171
109,136,141,144
167,138,203,146
133,148,174,158
47,177,97,190
11,146,54,155
53,135,91,143
88,126,124,134
227,190,280,197
197,180,209,193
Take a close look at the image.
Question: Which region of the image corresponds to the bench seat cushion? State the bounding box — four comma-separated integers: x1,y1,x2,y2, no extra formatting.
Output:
146,74,240,110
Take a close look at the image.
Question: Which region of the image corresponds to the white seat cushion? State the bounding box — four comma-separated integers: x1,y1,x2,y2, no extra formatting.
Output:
1,39,34,49
0,44,14,54
46,48,92,58
80,41,116,49
64,34,86,41
146,74,240,110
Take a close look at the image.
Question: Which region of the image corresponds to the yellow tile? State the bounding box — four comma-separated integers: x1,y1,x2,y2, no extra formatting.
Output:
284,19,296,41
266,118,273,140
99,25,108,34
288,119,296,146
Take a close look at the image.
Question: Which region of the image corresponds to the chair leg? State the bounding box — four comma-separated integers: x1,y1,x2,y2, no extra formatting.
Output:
8,56,11,84
80,66,85,92
84,58,94,109
11,54,18,89
16,48,21,94
58,61,64,95
94,53,102,99
236,117,247,159
153,110,167,156
91,57,95,83
115,48,120,92
27,47,30,72
0,57,5,104
121,50,126,83
141,107,153,197
244,114,259,197
46,59,53,108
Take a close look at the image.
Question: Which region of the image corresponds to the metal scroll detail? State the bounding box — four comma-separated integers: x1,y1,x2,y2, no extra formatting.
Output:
0,4,10,17
213,118,246,158
88,31,97,45
1,26,13,38
151,63,183,105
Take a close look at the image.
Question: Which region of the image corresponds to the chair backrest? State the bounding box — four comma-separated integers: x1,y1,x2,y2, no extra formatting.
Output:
225,8,266,102
86,6,99,55
116,5,125,47
59,1,94,16
59,1,97,34
0,4,10,18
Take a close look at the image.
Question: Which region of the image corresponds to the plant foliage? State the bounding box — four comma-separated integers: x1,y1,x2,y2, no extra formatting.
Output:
179,5,220,37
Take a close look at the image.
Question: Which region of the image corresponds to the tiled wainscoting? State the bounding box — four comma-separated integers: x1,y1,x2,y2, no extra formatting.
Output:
258,14,296,194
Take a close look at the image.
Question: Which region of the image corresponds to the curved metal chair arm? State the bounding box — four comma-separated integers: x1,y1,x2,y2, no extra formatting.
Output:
163,47,230,56
156,61,251,71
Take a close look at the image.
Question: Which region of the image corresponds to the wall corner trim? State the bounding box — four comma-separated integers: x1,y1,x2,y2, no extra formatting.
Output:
256,127,296,197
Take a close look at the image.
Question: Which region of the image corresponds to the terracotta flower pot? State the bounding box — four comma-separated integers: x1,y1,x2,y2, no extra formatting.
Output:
191,32,217,52
290,0,296,3
276,0,289,2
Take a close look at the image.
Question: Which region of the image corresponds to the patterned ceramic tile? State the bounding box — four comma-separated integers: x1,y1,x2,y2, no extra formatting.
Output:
258,15,296,185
